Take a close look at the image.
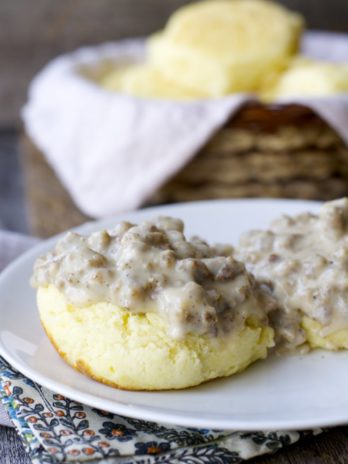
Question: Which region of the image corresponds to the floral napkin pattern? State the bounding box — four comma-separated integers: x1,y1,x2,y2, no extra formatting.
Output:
0,356,322,464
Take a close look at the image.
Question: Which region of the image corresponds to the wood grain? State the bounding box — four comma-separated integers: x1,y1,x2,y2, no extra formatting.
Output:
0,130,28,234
251,428,348,464
0,426,31,464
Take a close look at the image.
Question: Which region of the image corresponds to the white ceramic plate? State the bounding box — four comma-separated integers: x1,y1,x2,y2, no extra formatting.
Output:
1,199,348,431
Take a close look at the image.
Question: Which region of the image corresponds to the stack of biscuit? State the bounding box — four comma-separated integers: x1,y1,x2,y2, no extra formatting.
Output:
103,0,304,99
151,104,348,203
102,0,348,100
100,0,348,204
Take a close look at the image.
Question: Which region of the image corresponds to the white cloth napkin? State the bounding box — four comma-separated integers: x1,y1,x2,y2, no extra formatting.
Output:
0,231,39,427
22,32,348,219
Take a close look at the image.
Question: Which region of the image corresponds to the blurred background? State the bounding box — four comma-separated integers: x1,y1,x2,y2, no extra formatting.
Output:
1,0,347,234
1,0,347,126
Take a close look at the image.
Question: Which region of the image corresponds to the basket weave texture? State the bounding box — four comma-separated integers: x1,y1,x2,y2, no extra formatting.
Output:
154,103,348,203
22,103,348,237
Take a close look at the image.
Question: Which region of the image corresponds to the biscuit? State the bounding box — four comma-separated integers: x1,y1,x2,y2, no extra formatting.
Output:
265,58,348,100
102,63,204,100
38,285,274,390
302,316,348,351
148,0,303,96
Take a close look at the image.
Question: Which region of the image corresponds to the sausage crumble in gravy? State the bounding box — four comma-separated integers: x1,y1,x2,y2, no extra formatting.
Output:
32,216,275,339
237,198,348,351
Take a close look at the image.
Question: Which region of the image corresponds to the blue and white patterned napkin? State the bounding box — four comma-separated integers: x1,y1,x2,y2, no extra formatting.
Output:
0,230,322,463
0,356,321,464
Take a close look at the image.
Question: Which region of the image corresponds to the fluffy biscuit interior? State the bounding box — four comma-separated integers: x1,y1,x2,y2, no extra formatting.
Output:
38,285,274,390
302,316,348,351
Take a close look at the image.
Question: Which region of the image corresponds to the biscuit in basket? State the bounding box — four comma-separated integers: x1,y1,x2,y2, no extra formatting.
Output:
102,63,204,100
266,58,348,99
148,0,303,96
32,217,274,390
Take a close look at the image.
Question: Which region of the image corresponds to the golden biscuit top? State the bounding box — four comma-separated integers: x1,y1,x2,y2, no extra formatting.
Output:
162,0,303,61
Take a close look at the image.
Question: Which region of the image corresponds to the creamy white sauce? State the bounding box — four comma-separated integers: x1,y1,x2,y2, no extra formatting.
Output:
237,198,348,350
32,217,274,339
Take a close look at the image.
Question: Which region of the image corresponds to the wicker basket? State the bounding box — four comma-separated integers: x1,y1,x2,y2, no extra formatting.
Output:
153,103,348,203
22,103,348,237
